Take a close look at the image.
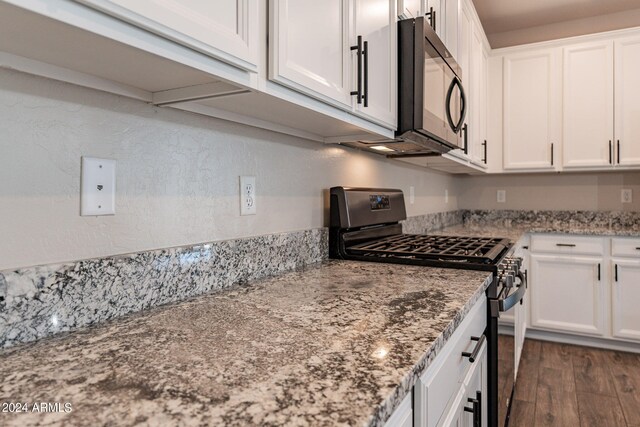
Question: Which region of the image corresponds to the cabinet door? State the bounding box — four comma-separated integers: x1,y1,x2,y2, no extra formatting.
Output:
503,49,561,170
270,0,351,107
76,0,259,71
384,392,413,427
615,36,640,166
611,259,640,341
468,22,485,165
444,0,459,59
353,0,397,127
563,41,614,168
530,254,606,336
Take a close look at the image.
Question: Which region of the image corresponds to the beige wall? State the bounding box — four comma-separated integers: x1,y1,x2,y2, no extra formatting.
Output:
459,172,640,212
0,69,461,270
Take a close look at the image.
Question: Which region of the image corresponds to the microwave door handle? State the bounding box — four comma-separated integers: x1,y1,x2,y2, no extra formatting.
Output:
445,76,466,133
445,77,457,132
457,78,467,131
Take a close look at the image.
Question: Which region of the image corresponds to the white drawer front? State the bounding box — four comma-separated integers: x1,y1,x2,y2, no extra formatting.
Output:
416,296,487,427
611,237,640,257
531,234,604,255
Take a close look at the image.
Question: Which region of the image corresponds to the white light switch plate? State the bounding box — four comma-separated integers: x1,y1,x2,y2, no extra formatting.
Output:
497,190,506,203
81,157,116,216
409,186,415,204
622,189,633,204
240,176,256,215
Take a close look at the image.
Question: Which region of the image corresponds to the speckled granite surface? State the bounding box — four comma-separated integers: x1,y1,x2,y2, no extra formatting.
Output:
462,210,640,236
0,260,492,427
0,229,327,349
401,210,463,234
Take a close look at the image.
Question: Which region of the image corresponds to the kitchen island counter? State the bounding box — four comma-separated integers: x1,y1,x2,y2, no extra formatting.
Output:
0,260,492,427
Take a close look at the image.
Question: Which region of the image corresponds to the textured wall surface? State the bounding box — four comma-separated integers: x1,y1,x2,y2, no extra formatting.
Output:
0,69,461,270
459,172,640,212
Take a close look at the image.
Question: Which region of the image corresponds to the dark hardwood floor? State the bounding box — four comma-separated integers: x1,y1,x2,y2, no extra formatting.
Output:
504,337,640,427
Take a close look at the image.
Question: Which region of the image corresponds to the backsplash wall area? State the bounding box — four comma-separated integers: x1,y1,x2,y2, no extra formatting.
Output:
459,172,640,212
0,68,461,271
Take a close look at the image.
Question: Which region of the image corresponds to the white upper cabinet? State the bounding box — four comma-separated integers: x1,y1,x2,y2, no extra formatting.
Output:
563,40,615,169
269,0,351,107
76,0,259,71
615,36,640,167
352,0,397,127
270,0,396,127
503,48,561,170
469,24,484,164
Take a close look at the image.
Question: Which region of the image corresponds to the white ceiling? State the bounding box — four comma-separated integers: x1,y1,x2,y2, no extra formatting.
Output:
472,0,640,48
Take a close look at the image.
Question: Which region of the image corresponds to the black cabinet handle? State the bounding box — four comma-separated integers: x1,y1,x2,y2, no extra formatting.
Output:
350,35,363,104
463,391,481,427
597,263,601,281
609,140,613,164
363,40,369,107
551,143,554,166
482,140,487,164
462,335,485,362
522,246,529,250
463,123,468,154
556,243,576,247
617,140,621,164
615,264,618,282
426,6,436,31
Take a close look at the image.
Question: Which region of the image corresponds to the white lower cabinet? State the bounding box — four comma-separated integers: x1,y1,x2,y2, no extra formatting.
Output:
384,392,413,427
414,296,487,427
530,253,605,336
611,258,640,341
529,234,640,346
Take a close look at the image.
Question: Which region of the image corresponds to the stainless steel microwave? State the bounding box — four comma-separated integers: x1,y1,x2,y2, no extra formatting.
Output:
338,17,467,157
396,16,466,153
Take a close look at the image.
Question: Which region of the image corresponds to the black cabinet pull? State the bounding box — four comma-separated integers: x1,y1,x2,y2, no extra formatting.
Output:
462,335,485,362
556,243,576,247
551,143,554,166
463,392,481,427
363,40,369,107
597,263,601,281
462,123,469,154
522,246,529,250
350,35,363,104
617,140,621,164
609,140,613,164
482,140,487,164
615,264,618,282
426,6,436,31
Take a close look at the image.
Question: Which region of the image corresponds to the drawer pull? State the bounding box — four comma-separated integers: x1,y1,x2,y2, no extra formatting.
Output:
462,335,485,363
556,243,576,247
636,247,640,250
463,391,482,427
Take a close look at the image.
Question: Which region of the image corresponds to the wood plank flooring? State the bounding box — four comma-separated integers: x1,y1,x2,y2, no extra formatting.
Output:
505,338,640,427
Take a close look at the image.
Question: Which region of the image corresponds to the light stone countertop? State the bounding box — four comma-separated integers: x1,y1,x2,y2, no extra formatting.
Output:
0,260,492,427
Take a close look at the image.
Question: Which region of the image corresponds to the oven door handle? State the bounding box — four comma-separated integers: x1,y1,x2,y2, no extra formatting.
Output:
499,272,527,313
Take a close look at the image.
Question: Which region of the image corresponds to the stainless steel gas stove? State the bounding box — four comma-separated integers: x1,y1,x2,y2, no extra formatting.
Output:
329,187,527,427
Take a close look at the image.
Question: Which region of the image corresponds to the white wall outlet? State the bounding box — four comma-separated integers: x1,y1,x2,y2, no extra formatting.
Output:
240,176,256,215
409,186,415,204
81,157,116,216
622,189,633,204
445,189,449,204
497,190,506,203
